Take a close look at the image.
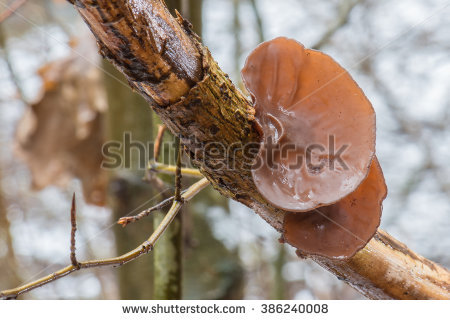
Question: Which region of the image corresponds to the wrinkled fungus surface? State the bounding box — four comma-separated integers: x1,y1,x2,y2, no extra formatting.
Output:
242,37,376,212
283,158,387,259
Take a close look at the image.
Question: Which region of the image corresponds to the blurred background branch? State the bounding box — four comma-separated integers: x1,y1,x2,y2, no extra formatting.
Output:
312,0,362,50
0,0,27,23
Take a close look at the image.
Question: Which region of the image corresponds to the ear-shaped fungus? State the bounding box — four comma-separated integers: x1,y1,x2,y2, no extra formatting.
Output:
242,37,376,212
283,158,387,259
242,37,387,258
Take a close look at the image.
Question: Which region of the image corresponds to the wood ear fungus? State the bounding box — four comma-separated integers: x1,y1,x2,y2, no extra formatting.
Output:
242,37,387,258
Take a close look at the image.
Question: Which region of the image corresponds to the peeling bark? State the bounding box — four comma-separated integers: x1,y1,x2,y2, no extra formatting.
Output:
69,0,450,299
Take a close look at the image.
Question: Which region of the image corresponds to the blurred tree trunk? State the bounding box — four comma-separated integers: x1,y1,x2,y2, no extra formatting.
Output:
272,245,286,300
102,61,155,299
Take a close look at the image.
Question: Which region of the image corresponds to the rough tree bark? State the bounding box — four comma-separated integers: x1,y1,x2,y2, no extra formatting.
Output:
68,0,450,299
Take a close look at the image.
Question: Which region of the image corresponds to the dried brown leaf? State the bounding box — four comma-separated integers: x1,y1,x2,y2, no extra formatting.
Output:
15,38,108,206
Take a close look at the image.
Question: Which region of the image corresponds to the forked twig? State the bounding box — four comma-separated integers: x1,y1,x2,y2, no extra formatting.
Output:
0,165,209,299
120,135,207,227
118,177,209,227
0,183,206,299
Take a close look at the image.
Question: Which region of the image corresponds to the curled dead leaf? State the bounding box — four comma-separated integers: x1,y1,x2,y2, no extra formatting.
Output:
15,38,108,206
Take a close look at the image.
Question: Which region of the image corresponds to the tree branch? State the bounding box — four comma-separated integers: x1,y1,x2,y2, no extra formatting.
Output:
63,0,450,299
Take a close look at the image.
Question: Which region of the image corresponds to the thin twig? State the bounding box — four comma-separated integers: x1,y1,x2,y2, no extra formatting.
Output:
69,193,79,268
119,196,174,227
118,177,210,227
153,124,167,161
0,191,195,299
0,0,27,23
149,161,203,178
